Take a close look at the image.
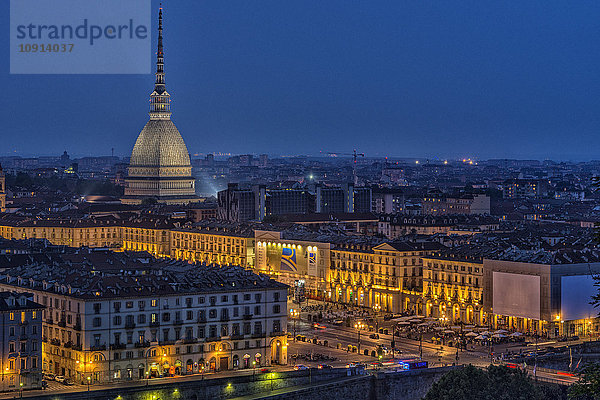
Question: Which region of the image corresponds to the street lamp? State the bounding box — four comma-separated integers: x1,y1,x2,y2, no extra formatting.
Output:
354,322,365,355
290,309,300,342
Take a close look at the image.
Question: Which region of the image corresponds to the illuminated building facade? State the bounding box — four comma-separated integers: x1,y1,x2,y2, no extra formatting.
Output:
3,213,598,337
484,259,600,338
254,230,330,299
0,165,5,212
0,263,287,383
170,227,255,268
329,242,443,313
421,254,485,325
0,292,44,390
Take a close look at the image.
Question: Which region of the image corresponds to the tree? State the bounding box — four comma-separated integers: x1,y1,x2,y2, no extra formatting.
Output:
569,362,600,400
424,365,566,400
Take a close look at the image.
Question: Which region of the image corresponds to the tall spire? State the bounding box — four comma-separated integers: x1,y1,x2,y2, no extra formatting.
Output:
149,4,171,119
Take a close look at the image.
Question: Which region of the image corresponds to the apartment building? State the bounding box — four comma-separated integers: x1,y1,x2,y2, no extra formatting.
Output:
0,292,44,391
0,260,287,383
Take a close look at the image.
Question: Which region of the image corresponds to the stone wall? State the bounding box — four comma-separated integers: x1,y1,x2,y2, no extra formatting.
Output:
26,368,353,400
25,367,457,400
238,366,457,400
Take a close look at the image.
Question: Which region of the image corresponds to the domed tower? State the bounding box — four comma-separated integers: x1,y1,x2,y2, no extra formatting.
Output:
122,7,198,205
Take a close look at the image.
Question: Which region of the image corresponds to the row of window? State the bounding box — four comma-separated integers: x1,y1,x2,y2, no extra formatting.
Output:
8,340,39,353
6,357,38,371
107,320,282,345
95,305,281,328
98,293,281,314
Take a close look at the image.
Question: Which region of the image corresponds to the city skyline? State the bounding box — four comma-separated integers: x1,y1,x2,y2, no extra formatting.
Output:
3,1,600,160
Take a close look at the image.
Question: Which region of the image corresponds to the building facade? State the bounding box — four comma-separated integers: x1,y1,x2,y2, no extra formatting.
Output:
0,164,5,212
0,264,287,384
0,292,44,391
421,254,485,326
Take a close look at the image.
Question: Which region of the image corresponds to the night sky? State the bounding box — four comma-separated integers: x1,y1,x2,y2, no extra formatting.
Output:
2,1,600,160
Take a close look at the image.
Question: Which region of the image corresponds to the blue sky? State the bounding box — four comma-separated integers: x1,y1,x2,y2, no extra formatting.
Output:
2,1,600,160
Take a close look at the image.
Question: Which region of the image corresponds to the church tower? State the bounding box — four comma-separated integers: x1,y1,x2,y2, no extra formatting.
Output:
122,7,198,205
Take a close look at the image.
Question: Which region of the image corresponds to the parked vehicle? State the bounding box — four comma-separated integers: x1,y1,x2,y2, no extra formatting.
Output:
369,333,380,339
55,376,65,383
317,364,333,369
62,378,75,386
43,373,56,381
259,368,270,373
294,364,309,370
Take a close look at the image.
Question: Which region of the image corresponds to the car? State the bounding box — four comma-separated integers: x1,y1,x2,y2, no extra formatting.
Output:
332,320,344,325
369,333,380,339
294,364,309,370
259,368,270,373
55,375,65,383
62,378,75,386
313,323,326,330
317,364,333,369
43,373,56,381
41,380,48,390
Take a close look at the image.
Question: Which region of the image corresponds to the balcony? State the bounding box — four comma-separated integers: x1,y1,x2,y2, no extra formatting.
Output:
90,344,107,351
159,340,175,346
230,334,244,340
19,320,28,326
110,343,126,350
243,314,252,320
205,336,221,342
149,321,160,327
134,341,150,348
58,320,66,328
63,341,73,349
73,323,82,331
182,338,197,344
50,338,61,346
251,332,266,339
72,344,82,351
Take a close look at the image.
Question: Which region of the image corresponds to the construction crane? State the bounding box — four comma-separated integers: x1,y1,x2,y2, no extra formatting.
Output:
323,149,365,186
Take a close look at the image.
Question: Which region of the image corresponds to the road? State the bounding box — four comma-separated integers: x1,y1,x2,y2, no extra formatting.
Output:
1,318,578,398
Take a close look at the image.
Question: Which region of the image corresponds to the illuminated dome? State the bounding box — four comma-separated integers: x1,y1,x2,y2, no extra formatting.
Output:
129,119,191,168
122,7,198,205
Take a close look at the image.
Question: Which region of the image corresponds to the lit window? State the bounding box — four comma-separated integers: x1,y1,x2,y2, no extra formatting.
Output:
9,313,14,321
